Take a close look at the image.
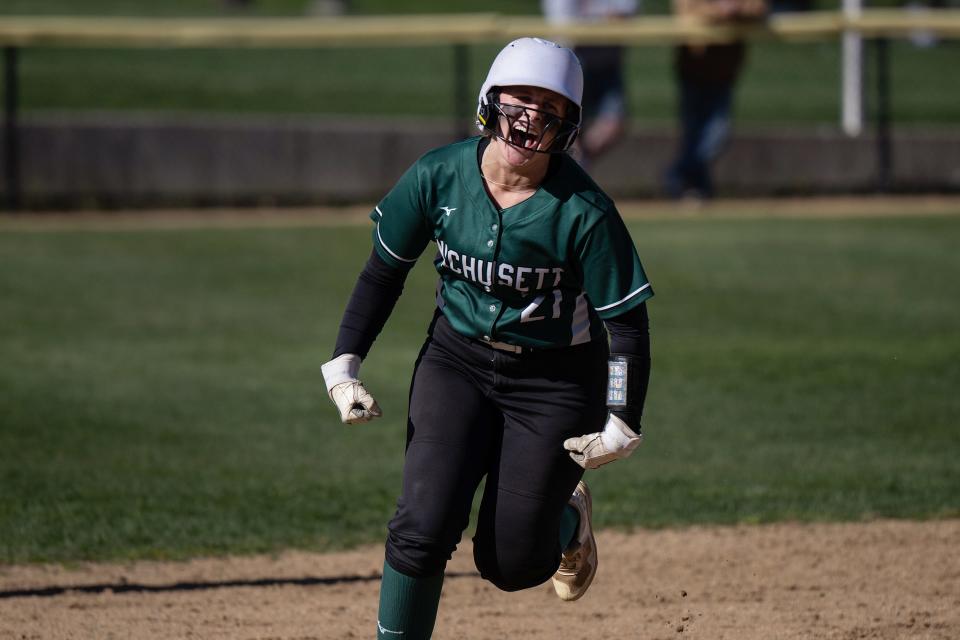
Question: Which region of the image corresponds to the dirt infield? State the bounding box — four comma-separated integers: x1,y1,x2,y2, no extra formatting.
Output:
2,519,957,639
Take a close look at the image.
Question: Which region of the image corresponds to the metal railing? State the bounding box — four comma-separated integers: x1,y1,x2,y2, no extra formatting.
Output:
1,11,959,46
2,10,959,209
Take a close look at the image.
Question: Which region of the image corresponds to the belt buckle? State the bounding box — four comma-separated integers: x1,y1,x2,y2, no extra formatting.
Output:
486,340,523,354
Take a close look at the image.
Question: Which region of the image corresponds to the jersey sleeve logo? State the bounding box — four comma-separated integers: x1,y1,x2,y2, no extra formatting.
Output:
439,206,457,217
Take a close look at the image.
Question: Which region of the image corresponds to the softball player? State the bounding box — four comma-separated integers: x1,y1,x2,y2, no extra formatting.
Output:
321,37,653,640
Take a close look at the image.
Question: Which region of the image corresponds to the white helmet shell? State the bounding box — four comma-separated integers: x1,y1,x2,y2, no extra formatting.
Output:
477,37,584,126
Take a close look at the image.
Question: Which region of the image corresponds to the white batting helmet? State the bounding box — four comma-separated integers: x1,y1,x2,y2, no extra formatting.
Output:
476,37,583,152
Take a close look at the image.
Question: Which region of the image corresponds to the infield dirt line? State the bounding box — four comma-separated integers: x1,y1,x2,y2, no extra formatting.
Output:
1,195,959,233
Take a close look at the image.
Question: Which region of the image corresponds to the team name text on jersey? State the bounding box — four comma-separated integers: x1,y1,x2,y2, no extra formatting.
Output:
437,239,563,294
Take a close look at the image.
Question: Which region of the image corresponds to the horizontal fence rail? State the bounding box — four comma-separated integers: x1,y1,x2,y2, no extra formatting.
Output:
0,10,959,48
1,9,959,210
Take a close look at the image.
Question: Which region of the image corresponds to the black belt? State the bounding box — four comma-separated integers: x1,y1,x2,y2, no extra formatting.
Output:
433,312,536,355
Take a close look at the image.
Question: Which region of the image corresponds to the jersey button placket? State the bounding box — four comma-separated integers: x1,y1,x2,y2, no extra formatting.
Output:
485,234,495,291
486,301,498,346
486,210,504,343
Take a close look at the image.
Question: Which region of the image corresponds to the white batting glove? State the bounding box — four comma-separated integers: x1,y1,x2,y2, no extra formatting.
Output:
563,414,642,470
321,353,382,425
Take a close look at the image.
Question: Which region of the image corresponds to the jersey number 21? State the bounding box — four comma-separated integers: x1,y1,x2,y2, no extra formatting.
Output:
521,290,562,323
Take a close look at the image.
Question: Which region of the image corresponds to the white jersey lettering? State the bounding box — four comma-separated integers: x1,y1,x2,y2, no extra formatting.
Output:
447,250,461,274
461,255,477,281
497,263,515,288
478,260,493,287
534,267,551,290
521,295,547,323
440,244,564,295
552,267,563,287
515,267,532,293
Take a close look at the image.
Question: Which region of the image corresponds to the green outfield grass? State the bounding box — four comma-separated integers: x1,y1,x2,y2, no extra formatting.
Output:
1,211,959,565
3,2,959,125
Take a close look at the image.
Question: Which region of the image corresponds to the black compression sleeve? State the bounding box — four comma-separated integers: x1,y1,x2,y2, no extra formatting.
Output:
604,302,652,429
605,302,650,356
333,249,410,359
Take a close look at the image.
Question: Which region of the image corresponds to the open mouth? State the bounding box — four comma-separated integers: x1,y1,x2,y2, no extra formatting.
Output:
493,102,571,154
508,125,541,150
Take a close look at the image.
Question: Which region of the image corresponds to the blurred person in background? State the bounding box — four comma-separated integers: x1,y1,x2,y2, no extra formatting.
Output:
904,0,947,48
665,0,767,200
542,0,641,168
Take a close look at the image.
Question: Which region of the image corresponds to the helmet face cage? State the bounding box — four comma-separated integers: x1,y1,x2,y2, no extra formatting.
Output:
482,89,581,154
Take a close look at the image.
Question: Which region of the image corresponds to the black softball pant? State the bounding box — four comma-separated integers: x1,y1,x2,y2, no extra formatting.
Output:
384,312,608,592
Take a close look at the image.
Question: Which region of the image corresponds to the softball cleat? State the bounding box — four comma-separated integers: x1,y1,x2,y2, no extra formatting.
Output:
552,480,597,601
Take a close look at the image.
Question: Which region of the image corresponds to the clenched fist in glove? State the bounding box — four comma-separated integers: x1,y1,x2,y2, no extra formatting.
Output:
321,353,382,424
564,413,642,470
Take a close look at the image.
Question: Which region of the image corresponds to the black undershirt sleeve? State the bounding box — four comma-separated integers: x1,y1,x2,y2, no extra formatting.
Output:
332,249,411,360
603,302,652,430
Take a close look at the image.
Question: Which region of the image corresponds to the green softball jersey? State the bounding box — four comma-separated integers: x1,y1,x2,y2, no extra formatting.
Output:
370,137,653,349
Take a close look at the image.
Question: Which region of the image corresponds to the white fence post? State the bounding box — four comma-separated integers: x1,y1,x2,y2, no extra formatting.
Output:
842,0,864,137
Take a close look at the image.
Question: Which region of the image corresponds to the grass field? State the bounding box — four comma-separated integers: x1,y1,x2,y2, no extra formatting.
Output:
3,3,959,125
1,207,958,565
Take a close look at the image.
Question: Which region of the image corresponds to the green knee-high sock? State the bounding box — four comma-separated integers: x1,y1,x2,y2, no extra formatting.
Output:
377,561,444,640
559,503,580,551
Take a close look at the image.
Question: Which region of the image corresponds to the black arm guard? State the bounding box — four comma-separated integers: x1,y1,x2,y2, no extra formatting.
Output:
604,302,651,433
333,249,410,359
